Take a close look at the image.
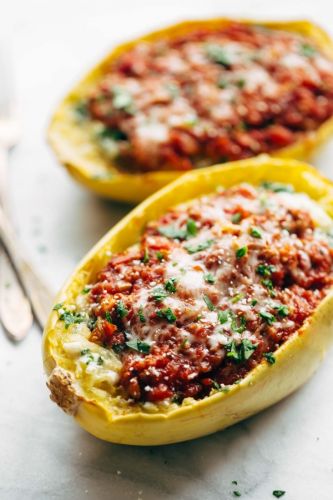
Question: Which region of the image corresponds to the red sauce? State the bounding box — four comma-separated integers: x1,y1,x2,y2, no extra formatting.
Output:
83,23,333,171
84,184,333,403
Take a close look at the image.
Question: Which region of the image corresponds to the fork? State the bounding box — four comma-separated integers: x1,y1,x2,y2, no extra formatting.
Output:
0,45,53,338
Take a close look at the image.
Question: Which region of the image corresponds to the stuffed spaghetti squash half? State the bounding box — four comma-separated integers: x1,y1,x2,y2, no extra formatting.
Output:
43,156,333,445
48,18,333,202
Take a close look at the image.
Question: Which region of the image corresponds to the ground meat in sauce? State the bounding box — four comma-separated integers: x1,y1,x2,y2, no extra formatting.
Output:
83,183,333,403
80,23,333,171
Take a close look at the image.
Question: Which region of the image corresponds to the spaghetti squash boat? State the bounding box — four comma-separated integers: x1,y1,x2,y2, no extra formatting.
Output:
43,156,333,445
48,19,333,202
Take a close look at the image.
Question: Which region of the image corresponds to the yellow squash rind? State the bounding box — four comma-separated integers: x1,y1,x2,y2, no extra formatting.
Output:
48,18,333,203
43,156,333,445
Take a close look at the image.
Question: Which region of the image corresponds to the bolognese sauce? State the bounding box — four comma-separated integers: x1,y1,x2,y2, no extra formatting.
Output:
78,23,333,171
63,183,333,404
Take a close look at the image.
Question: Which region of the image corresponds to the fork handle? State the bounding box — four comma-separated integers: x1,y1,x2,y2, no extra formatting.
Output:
0,146,34,340
0,187,54,331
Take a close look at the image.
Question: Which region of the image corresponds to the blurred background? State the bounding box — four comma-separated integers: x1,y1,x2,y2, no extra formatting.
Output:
1,1,333,499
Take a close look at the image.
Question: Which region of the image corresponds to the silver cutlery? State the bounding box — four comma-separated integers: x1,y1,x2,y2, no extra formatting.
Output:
0,45,53,338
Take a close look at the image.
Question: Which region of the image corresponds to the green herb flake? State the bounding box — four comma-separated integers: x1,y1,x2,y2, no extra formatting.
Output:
156,307,177,323
231,212,242,224
105,311,113,324
217,78,228,89
218,310,230,324
251,299,258,306
203,295,215,311
204,273,216,284
261,181,294,193
158,224,187,240
300,42,316,58
272,491,286,498
185,239,214,254
231,293,245,304
231,315,247,334
81,286,91,294
276,304,289,317
142,248,149,264
151,287,168,302
262,278,274,290
164,277,177,293
236,246,248,259
206,44,231,67
226,338,256,362
256,264,276,277
233,492,241,498
250,227,262,239
186,218,198,236
53,303,63,311
112,86,135,114
235,78,246,88
264,352,276,365
259,310,276,325
156,251,164,261
116,300,128,318
97,356,104,366
138,307,146,323
126,339,151,354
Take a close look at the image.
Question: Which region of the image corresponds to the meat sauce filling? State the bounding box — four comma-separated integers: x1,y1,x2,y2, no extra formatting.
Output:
78,23,333,171
80,183,333,403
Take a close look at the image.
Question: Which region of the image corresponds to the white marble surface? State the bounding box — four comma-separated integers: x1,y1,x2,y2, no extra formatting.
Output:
1,0,333,498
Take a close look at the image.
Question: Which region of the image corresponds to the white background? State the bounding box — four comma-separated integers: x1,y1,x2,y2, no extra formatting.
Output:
1,1,333,499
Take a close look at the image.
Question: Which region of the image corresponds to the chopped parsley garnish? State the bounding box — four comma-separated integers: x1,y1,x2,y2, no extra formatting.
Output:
262,278,274,290
203,295,215,311
138,307,146,323
151,287,168,302
116,300,128,318
259,310,276,325
54,304,86,329
256,264,276,277
272,491,286,498
300,42,316,58
226,339,257,362
230,315,247,334
204,273,216,284
236,246,248,259
264,352,276,365
186,218,198,236
126,339,151,354
96,126,127,141
156,251,164,261
231,292,245,303
164,277,177,293
142,248,149,264
231,212,242,224
74,101,89,119
212,380,222,390
158,224,187,240
233,492,241,498
218,310,230,324
105,311,113,323
276,304,289,317
261,181,294,193
158,219,198,241
206,44,231,67
185,239,214,254
217,77,228,89
112,86,135,114
156,307,176,323
236,78,246,89
81,286,91,294
250,227,262,238
251,299,258,306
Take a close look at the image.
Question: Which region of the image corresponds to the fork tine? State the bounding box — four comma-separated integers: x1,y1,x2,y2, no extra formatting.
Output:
0,43,15,118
